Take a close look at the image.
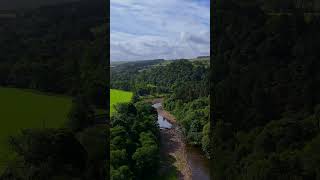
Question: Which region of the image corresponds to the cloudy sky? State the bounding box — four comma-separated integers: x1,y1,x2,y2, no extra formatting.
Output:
110,0,210,62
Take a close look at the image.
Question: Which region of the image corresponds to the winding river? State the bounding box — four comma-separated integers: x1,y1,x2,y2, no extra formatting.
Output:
152,102,210,180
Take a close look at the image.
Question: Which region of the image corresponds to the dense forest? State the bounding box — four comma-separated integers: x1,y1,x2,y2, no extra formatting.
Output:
110,102,159,180
212,0,320,179
0,0,108,108
111,59,165,91
0,0,108,179
111,58,210,158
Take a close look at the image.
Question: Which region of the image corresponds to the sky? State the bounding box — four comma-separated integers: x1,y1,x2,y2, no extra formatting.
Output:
110,0,210,62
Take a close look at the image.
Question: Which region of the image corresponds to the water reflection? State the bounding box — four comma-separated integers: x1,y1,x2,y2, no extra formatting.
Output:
152,102,162,109
152,102,172,129
157,115,172,129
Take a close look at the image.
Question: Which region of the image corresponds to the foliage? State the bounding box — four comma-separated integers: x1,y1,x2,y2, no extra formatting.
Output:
77,125,109,179
1,129,88,180
110,59,165,91
67,95,94,132
0,118,109,180
165,96,210,157
212,1,320,179
0,0,108,109
110,102,159,180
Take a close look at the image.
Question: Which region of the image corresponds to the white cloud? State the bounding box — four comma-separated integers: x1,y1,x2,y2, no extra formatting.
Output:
111,0,210,61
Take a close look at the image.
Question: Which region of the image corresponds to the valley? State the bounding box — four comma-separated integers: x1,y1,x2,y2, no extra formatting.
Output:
110,57,210,180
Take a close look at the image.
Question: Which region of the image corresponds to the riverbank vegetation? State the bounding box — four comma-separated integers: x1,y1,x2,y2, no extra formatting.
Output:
212,0,320,179
110,102,159,180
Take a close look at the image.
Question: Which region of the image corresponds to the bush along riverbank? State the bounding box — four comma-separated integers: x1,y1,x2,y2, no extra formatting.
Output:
110,102,160,180
164,96,210,158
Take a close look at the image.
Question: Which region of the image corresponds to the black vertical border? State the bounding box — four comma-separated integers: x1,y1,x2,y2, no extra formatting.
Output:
106,0,110,179
210,0,216,179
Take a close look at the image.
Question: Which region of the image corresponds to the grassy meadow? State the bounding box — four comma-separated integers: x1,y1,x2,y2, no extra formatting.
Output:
0,87,72,172
110,89,133,115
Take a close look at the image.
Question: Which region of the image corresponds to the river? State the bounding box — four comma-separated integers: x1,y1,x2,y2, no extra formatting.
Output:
152,102,210,180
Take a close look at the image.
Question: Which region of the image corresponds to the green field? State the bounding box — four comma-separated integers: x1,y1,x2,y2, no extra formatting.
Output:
0,87,72,172
110,89,133,115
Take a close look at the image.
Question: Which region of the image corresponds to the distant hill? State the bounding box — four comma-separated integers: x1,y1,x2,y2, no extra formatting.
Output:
111,59,164,64
111,59,165,69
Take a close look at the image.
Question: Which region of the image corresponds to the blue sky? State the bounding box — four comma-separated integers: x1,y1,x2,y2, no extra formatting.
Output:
111,0,210,61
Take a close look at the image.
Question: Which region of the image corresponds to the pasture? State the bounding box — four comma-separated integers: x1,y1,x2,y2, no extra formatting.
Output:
110,89,133,115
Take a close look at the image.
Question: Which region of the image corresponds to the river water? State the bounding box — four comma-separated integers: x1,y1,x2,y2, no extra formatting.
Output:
152,102,210,180
186,145,210,180
152,103,172,129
